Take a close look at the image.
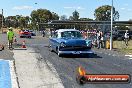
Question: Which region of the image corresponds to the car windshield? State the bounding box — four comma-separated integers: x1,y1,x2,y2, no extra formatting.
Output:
61,31,82,38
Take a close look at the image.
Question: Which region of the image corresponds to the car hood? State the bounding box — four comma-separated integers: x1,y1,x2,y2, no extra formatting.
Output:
59,37,87,46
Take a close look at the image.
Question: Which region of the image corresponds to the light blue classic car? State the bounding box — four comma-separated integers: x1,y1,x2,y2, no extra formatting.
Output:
49,29,93,56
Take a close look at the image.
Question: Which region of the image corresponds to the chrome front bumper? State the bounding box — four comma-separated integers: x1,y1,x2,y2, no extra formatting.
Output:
58,50,93,55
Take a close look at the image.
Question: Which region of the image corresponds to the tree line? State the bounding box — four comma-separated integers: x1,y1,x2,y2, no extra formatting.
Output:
0,5,129,30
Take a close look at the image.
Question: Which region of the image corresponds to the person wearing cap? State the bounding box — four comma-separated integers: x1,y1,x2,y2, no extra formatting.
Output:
7,27,14,49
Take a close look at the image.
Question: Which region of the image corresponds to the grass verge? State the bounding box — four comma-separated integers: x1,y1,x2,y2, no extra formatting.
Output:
113,40,132,54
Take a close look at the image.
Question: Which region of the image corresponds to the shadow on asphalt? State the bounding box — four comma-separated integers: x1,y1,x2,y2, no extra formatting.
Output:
61,53,102,58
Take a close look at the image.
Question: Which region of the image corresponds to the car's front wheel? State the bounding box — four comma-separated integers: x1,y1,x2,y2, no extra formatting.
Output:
49,45,53,52
57,46,62,57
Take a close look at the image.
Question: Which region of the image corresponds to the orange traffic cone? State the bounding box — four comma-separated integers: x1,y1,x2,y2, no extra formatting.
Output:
21,40,26,48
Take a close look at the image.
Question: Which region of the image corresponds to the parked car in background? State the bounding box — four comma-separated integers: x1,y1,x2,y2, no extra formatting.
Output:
29,30,36,36
116,30,125,41
49,29,93,56
19,30,31,38
112,30,132,41
128,31,132,39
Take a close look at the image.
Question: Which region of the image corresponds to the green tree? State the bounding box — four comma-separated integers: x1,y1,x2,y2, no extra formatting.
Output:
31,9,52,23
4,15,30,29
51,12,59,20
72,10,79,21
69,16,73,21
5,16,16,28
94,5,119,21
60,15,67,20
19,16,30,29
30,9,54,29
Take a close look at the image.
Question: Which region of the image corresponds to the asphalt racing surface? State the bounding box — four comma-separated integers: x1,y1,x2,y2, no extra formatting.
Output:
23,36,132,88
0,33,132,88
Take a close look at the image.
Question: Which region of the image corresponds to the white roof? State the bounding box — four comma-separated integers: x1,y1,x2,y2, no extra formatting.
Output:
56,29,79,33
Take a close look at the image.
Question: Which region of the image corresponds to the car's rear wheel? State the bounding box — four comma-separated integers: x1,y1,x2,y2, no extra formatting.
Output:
2,46,4,50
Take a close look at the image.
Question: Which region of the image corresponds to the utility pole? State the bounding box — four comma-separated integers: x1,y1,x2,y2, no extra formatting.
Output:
110,0,113,50
1,9,3,33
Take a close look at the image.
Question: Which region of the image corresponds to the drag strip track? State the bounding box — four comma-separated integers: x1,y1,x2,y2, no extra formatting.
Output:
22,37,132,88
33,45,132,88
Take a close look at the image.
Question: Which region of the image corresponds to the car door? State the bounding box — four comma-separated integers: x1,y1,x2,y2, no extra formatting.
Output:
50,32,59,51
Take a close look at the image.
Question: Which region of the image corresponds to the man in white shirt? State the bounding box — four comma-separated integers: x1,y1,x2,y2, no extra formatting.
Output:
97,31,101,49
124,30,129,46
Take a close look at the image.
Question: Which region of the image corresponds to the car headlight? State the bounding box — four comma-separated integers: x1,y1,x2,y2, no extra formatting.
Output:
60,42,66,47
86,41,92,47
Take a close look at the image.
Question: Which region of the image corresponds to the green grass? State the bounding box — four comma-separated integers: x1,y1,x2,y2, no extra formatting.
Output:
113,40,132,54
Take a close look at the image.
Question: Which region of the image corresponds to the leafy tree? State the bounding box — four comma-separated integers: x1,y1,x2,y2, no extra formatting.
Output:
94,5,119,21
31,9,52,23
31,9,56,29
5,15,30,29
60,15,67,20
69,16,73,21
19,16,30,29
51,12,59,20
5,16,16,28
72,10,79,20
71,10,79,21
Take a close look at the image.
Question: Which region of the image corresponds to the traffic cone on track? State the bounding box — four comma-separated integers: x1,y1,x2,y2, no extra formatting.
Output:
21,40,26,48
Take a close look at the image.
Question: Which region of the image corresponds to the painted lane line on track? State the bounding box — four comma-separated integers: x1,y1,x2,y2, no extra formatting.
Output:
125,55,132,60
128,58,132,59
9,60,18,88
125,55,132,57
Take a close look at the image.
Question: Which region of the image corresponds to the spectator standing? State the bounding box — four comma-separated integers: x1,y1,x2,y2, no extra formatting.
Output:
42,30,45,37
97,31,101,49
100,32,105,48
7,27,14,49
124,30,129,46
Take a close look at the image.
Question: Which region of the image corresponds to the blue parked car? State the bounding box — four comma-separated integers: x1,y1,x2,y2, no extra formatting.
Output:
49,29,93,56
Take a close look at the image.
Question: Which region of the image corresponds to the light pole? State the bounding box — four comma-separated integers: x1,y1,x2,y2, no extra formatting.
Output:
110,0,113,50
36,22,39,36
1,9,3,33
